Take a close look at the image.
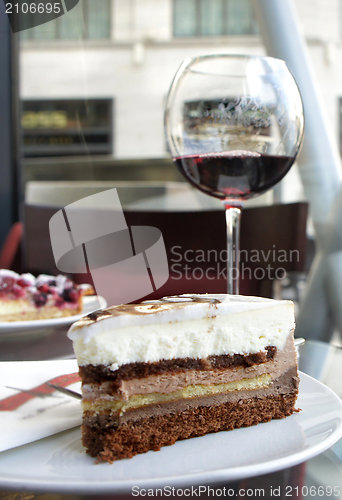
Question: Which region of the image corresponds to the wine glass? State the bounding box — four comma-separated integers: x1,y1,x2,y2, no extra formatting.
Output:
164,54,304,295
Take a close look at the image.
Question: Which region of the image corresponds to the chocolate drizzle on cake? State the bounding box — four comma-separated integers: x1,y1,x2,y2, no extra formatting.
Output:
81,295,222,326
156,295,221,305
87,310,113,322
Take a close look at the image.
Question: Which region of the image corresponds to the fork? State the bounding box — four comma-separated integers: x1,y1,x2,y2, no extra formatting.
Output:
46,382,82,400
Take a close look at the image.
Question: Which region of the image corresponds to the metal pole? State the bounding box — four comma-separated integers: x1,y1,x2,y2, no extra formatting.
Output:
252,0,342,340
0,4,21,247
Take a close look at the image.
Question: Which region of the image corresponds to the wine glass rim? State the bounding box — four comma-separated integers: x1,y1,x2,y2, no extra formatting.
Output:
180,54,288,77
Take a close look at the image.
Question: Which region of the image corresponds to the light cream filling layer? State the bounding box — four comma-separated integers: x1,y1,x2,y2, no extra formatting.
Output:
83,374,271,416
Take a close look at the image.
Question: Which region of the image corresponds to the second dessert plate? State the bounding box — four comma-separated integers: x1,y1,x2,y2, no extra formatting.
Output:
0,295,107,337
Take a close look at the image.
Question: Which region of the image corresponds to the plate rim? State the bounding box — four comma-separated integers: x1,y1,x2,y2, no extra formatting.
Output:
0,371,342,493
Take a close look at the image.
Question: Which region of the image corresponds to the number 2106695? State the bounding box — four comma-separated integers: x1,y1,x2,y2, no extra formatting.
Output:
5,2,62,14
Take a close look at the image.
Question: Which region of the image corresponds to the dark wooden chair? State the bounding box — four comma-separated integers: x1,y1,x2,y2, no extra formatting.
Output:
0,221,23,272
23,202,308,299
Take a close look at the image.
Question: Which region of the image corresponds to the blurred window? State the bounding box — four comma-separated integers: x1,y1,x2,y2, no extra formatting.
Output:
22,99,113,157
173,0,258,37
21,0,111,41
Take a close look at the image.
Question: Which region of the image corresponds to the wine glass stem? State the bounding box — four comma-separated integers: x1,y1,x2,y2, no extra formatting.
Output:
225,206,242,295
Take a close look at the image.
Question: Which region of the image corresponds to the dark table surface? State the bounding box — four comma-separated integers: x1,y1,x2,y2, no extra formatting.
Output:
0,329,341,500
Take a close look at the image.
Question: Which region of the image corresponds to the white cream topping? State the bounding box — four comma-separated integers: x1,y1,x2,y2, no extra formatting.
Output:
0,270,19,280
68,294,295,369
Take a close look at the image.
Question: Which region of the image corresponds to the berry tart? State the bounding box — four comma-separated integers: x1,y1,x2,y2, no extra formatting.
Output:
0,270,90,322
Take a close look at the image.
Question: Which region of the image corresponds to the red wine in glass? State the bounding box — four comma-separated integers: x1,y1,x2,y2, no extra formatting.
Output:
165,55,304,294
174,151,296,205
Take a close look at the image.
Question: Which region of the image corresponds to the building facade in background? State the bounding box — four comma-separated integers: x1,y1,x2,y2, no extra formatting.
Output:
19,0,342,200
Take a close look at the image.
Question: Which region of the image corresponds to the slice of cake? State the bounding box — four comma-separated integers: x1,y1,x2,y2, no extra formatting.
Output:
0,270,89,321
68,294,299,463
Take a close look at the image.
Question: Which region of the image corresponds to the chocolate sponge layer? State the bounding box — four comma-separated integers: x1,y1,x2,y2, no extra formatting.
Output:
82,391,298,463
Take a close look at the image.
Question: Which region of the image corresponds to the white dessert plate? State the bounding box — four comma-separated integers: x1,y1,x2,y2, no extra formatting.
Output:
0,371,342,493
0,295,107,336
